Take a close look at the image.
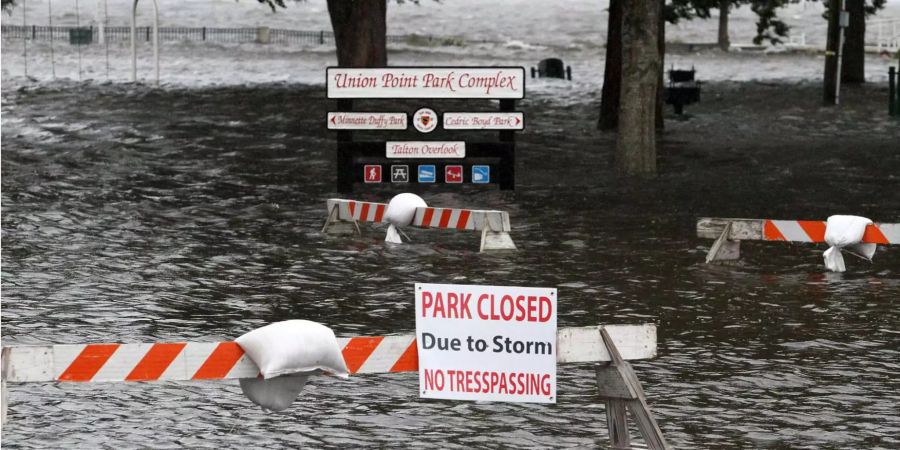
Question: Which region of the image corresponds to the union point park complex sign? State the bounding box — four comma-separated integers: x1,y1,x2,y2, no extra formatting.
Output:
327,68,525,98
326,67,525,192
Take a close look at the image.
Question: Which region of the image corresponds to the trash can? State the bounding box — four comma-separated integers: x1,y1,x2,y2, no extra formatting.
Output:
69,27,93,45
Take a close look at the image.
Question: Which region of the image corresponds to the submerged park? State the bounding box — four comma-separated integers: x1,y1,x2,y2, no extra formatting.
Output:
1,0,900,448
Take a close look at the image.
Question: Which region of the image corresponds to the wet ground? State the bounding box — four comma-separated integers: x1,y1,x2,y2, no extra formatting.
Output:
2,80,899,449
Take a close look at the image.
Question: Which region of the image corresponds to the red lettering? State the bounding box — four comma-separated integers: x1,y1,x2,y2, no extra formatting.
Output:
433,292,445,318
447,293,459,317
514,296,526,321
527,295,537,322
421,292,433,317
424,369,444,391
460,294,472,319
477,294,490,320
539,296,552,322
447,370,456,392
500,295,514,321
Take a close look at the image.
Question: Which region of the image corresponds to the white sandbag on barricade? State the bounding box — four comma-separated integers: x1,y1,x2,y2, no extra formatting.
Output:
823,215,877,272
239,374,311,412
383,193,427,244
235,320,349,412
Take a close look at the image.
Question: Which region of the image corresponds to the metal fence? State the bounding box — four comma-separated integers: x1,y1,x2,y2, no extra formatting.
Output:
0,24,482,46
1,25,329,44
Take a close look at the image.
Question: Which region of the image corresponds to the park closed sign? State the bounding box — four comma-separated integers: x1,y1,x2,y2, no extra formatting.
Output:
415,283,557,403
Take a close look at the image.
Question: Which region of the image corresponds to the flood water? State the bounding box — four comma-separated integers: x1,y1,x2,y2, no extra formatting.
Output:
2,81,899,449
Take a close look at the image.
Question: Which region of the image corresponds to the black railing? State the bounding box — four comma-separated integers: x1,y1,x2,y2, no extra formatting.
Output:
0,25,494,46
1,25,335,44
3,25,493,46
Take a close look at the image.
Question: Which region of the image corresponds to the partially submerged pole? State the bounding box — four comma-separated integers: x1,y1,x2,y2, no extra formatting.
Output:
22,0,27,79
834,0,848,105
130,0,160,86
48,0,56,78
76,0,83,81
596,327,670,449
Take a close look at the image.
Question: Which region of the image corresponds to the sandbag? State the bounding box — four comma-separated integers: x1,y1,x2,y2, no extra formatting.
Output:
384,193,427,228
235,320,349,379
385,224,403,244
235,320,349,412
239,373,310,412
384,193,426,244
823,215,876,272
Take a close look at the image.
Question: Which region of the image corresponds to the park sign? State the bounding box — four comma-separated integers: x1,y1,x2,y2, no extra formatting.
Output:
327,66,524,192
327,112,408,130
327,67,525,99
443,112,524,130
415,283,557,403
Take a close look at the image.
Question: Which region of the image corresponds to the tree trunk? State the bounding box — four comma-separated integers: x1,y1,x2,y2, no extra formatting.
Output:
617,0,660,176
718,0,730,51
823,0,841,104
842,0,865,83
327,0,387,67
599,0,623,131
656,0,665,131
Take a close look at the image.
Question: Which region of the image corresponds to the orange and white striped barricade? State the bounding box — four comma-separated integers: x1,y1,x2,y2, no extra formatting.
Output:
697,217,900,263
322,198,389,235
1,325,658,435
322,198,516,251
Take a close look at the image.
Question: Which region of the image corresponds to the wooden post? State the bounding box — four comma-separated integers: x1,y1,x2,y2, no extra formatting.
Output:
596,327,670,449
257,26,271,44
2,347,9,425
498,99,516,190
705,221,741,263
606,399,630,449
321,203,360,235
336,99,354,193
890,67,898,117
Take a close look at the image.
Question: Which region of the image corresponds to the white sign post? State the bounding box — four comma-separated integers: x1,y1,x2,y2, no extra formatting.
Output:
415,283,557,403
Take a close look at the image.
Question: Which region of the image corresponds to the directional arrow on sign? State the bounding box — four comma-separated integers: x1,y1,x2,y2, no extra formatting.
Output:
442,112,524,130
327,112,408,130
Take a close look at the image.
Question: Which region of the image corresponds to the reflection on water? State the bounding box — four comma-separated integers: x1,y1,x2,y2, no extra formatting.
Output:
2,82,899,449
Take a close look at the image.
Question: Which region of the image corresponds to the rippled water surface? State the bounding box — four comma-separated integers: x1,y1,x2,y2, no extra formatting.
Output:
2,81,899,449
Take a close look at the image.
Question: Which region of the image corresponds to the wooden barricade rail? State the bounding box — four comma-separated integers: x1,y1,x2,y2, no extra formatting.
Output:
697,217,900,263
323,198,516,251
1,325,668,448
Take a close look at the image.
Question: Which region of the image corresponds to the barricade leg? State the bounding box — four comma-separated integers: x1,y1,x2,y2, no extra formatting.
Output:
480,226,516,252
2,347,8,425
705,221,741,263
596,327,670,450
605,399,631,449
1,379,7,426
322,204,359,235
